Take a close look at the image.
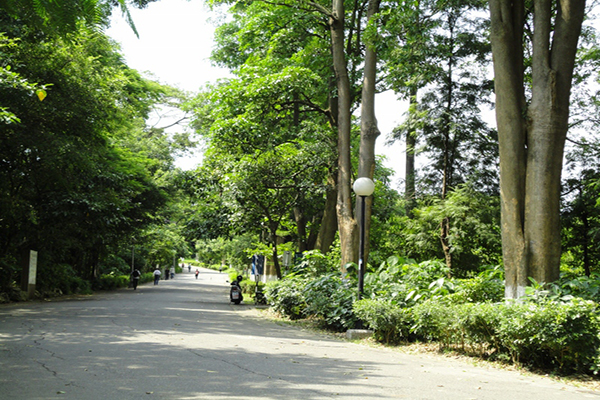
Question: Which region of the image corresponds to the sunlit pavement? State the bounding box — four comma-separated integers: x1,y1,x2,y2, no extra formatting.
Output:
0,268,598,400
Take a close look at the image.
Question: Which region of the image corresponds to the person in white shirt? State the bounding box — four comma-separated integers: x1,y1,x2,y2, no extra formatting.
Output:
153,268,161,285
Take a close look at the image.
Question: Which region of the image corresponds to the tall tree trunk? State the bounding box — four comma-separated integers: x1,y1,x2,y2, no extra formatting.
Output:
581,193,591,276
330,0,358,268
439,18,455,271
269,222,282,279
315,172,338,253
440,216,452,272
356,0,381,269
489,0,585,298
315,67,339,255
307,214,321,251
405,87,417,216
294,206,308,252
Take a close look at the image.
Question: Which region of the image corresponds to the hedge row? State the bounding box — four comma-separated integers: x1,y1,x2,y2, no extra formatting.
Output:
93,272,154,291
266,270,600,374
353,297,600,374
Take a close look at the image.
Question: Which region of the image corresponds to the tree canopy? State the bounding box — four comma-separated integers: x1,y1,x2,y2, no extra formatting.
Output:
2,0,600,300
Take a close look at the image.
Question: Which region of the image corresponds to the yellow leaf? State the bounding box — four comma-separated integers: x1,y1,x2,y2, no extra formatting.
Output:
36,89,47,101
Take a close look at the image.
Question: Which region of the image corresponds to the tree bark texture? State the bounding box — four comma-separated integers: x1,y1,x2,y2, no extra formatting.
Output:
294,206,308,253
331,0,358,267
315,172,338,253
439,27,455,270
356,0,381,269
405,87,417,216
269,222,282,279
489,0,585,298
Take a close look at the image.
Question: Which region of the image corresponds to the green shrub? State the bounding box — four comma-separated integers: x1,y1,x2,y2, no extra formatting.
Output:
494,299,600,373
411,298,461,347
239,278,253,294
95,274,129,290
363,257,454,307
409,297,600,374
240,278,264,297
265,276,307,320
140,272,153,284
228,270,242,283
291,250,337,277
303,273,357,331
447,274,504,304
458,302,502,352
524,272,600,303
65,276,92,294
38,264,92,295
353,299,413,343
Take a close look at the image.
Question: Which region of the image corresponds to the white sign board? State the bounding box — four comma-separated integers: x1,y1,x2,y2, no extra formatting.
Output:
283,251,292,267
28,250,38,285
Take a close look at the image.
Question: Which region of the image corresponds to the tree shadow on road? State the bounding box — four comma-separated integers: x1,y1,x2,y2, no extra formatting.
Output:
0,272,397,399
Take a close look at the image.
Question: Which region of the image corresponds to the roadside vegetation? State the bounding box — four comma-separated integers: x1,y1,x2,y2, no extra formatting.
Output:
3,0,600,383
266,255,600,376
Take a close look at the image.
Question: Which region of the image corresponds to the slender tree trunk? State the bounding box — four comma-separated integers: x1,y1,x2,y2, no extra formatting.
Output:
307,214,320,250
581,196,591,276
439,19,455,271
315,172,338,253
294,206,308,253
315,67,339,255
440,216,452,272
269,222,282,279
489,0,585,298
405,87,417,216
356,0,381,269
330,0,358,268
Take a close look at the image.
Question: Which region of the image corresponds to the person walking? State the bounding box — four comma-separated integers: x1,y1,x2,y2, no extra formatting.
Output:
195,269,199,279
131,269,141,290
153,268,161,285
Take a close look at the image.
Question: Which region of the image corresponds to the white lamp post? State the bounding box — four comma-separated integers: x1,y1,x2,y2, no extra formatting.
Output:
353,177,375,300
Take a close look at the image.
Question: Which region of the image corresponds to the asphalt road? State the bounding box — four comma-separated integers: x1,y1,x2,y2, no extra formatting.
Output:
1,268,599,400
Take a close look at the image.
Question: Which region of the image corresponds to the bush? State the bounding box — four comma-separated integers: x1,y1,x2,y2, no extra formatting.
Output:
265,275,307,320
291,250,337,277
38,264,92,295
303,273,357,331
458,302,502,354
363,257,454,307
525,272,600,303
353,299,413,343
228,270,242,283
95,273,129,290
446,274,504,304
240,279,265,298
411,298,461,347
494,299,600,373
408,297,600,374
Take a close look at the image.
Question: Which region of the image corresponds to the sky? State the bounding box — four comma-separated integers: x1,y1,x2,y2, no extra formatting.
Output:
106,0,407,186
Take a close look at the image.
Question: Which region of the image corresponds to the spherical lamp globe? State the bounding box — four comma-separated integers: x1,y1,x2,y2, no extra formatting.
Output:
353,177,375,196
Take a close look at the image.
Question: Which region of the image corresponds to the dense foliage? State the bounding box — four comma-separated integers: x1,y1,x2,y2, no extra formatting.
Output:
268,255,600,374
0,5,194,299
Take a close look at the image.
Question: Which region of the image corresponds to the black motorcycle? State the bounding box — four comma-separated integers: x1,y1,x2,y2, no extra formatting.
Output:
230,275,243,305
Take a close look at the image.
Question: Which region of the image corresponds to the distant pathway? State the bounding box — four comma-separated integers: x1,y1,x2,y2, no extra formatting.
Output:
0,268,598,399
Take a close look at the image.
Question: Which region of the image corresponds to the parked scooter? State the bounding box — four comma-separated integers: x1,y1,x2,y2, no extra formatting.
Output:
230,275,243,305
